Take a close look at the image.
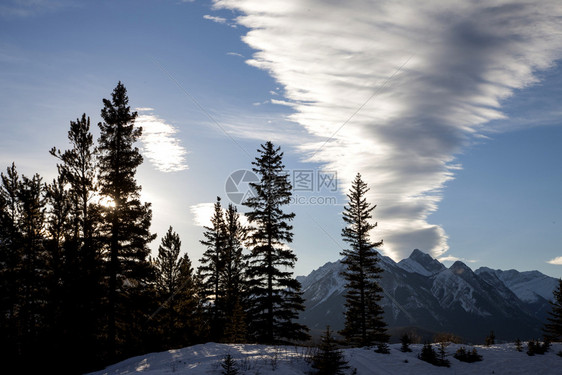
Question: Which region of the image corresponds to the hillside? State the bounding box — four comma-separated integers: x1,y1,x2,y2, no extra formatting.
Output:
88,342,562,375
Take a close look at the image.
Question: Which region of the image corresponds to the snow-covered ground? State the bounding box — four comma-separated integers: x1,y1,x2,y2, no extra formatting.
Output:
88,342,562,375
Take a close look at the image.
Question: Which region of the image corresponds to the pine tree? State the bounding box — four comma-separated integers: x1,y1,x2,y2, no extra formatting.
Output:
17,173,48,365
244,141,309,343
0,163,23,360
153,227,197,348
221,353,239,375
340,173,388,347
97,82,156,360
222,203,248,342
544,278,562,342
199,196,227,341
312,326,350,375
50,113,103,371
400,333,413,352
154,226,182,344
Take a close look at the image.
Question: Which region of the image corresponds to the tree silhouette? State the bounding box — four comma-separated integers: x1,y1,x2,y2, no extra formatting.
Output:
340,173,388,347
97,81,156,360
244,141,309,343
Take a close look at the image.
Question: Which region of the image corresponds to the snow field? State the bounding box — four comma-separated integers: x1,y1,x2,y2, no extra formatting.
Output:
88,342,562,375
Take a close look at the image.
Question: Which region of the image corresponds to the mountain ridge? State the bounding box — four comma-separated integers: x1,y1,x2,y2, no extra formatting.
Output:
297,249,557,342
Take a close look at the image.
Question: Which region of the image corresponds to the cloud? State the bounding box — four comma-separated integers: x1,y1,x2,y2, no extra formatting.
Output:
190,202,250,227
215,0,562,261
190,203,215,227
227,52,244,58
438,255,477,264
203,14,227,24
547,256,562,265
0,0,71,18
136,111,189,173
136,107,155,112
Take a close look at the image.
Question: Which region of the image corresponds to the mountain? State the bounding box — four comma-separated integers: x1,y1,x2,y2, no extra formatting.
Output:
298,249,558,343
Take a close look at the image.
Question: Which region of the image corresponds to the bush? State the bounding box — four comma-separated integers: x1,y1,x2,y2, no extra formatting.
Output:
454,347,483,363
515,338,523,352
418,342,450,367
375,342,390,354
400,333,412,352
485,331,495,346
527,339,550,356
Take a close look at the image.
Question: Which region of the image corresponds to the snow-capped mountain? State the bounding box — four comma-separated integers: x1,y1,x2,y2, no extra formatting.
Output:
298,249,558,342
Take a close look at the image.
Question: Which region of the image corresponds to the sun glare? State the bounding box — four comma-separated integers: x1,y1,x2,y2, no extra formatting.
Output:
98,196,116,208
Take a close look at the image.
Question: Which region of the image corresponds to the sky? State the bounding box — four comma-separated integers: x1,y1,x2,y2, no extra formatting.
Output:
1,0,561,278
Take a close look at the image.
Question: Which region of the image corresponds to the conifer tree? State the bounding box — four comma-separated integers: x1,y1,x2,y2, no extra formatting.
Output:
154,227,197,347
222,203,248,342
312,326,350,375
50,113,103,370
17,173,48,363
199,196,227,340
97,82,156,360
340,173,388,347
544,278,562,342
0,163,23,358
244,141,309,343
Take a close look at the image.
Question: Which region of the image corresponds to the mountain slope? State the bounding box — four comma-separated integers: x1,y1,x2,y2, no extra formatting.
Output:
298,249,557,342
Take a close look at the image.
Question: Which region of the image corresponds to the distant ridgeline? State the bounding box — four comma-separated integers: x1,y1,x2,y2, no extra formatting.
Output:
297,249,558,343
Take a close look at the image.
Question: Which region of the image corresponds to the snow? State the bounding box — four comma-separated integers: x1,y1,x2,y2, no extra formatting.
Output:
398,257,435,276
476,267,558,303
87,342,562,375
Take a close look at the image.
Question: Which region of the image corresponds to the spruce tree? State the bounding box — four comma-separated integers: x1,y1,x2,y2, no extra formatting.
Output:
154,227,197,347
222,203,248,342
340,173,388,347
97,82,156,360
312,326,350,375
50,113,103,371
244,141,309,343
199,196,227,341
544,278,562,342
17,173,49,365
0,163,23,360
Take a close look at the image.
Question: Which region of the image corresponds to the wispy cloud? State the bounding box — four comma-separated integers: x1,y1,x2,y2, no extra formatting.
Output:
136,108,189,173
203,13,237,28
438,255,477,264
0,0,71,18
215,0,562,261
547,256,562,265
203,14,227,24
227,52,244,58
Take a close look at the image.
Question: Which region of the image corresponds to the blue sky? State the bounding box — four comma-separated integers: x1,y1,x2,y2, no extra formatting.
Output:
1,0,561,278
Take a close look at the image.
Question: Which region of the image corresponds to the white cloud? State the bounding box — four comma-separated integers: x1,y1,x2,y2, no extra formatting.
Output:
136,112,189,173
547,256,562,265
438,255,477,264
190,202,250,228
227,52,244,58
215,0,562,261
203,14,227,24
190,202,215,227
136,107,155,112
